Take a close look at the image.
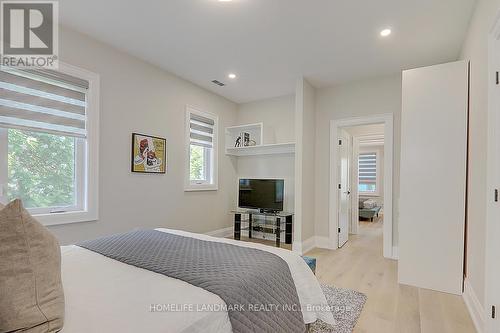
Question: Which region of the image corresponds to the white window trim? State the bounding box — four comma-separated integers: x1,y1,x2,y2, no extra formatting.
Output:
358,148,382,197
0,130,7,201
184,105,218,192
0,62,100,226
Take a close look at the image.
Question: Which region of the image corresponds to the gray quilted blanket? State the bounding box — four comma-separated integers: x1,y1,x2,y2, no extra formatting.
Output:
77,229,306,333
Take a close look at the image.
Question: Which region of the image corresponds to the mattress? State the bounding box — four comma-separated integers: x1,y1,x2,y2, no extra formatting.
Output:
60,228,335,333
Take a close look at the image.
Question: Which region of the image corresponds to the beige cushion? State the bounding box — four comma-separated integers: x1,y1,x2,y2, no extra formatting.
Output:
0,199,64,333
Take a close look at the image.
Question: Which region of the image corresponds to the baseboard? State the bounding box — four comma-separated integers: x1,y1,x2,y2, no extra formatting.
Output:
301,236,316,254
463,278,485,333
299,236,336,254
292,242,303,254
391,246,399,260
205,226,233,238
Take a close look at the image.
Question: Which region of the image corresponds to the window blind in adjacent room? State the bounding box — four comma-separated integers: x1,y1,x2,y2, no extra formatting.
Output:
0,68,89,138
358,152,377,186
189,113,214,148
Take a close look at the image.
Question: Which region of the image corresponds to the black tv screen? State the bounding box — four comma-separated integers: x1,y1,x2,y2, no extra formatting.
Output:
238,179,284,211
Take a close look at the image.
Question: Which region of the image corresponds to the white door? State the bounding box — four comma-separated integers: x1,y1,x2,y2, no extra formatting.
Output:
399,61,468,295
338,130,350,248
486,26,500,333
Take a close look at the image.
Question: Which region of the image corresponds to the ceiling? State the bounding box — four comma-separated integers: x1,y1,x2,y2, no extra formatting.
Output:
59,0,476,103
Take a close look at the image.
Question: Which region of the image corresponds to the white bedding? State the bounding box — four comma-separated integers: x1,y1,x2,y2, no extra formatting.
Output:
61,228,335,333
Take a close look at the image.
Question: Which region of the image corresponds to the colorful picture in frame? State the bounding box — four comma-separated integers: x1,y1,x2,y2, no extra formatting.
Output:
131,133,166,174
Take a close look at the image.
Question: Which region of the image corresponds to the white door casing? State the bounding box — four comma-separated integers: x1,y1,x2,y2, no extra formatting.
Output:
338,130,350,247
351,137,360,234
399,60,468,295
329,114,394,258
0,129,7,204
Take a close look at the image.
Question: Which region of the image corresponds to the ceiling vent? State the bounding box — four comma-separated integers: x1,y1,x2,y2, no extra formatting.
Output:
211,80,225,87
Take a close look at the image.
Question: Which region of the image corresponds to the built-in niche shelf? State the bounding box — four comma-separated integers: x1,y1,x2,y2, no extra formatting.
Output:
226,142,295,156
225,123,295,156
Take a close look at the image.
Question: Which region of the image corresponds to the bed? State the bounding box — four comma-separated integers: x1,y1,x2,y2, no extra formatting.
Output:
60,228,335,333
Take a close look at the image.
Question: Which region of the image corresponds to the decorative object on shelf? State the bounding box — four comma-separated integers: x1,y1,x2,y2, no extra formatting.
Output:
131,133,166,174
234,136,242,147
234,131,251,147
248,140,257,146
242,132,250,146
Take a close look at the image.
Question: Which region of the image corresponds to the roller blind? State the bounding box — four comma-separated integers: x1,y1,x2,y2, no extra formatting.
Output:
0,68,88,138
189,112,214,148
359,152,377,186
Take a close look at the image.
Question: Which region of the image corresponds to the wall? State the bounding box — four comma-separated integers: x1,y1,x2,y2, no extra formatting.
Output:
345,124,385,137
49,27,238,245
236,95,295,212
460,0,500,308
314,74,402,245
295,78,316,246
237,95,295,144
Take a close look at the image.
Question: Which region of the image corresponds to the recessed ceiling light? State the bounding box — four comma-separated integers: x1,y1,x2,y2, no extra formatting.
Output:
218,0,233,2
380,28,392,37
228,73,237,79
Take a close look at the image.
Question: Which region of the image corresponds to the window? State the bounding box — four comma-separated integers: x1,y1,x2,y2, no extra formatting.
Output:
358,152,377,194
0,65,99,225
185,107,218,191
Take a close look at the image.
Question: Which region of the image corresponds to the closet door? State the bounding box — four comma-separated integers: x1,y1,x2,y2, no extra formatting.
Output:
399,61,468,295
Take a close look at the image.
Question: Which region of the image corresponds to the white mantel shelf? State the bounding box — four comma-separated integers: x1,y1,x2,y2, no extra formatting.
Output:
226,143,295,156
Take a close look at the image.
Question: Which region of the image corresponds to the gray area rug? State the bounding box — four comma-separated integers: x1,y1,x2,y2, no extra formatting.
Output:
309,284,367,333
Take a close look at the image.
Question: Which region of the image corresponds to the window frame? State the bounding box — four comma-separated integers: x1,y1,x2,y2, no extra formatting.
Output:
0,62,100,226
184,106,218,192
358,150,381,197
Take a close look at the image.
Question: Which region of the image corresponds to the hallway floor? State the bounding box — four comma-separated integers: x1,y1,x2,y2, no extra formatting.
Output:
306,219,476,333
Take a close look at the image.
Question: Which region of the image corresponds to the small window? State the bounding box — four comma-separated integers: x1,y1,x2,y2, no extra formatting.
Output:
0,65,99,225
358,152,377,194
185,107,218,191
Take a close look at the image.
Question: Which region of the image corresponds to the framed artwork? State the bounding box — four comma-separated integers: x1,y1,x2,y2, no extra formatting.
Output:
131,133,166,174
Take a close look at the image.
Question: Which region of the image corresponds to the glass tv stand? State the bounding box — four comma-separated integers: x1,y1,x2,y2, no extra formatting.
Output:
231,210,293,248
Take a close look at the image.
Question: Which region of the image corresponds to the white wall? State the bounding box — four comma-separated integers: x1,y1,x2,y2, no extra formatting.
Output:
295,78,316,244
345,124,385,137
460,0,500,308
237,95,295,144
48,26,238,245
314,74,402,245
236,95,295,212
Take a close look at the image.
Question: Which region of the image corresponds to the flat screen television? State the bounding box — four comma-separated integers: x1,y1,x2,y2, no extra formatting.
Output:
238,179,284,212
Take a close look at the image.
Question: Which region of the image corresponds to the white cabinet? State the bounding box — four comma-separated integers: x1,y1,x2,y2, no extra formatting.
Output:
399,61,468,295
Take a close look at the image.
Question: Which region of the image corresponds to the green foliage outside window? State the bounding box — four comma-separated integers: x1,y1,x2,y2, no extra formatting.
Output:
189,145,205,181
7,129,76,209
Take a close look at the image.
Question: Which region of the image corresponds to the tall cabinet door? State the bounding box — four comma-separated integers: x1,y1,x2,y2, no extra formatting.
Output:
399,60,468,295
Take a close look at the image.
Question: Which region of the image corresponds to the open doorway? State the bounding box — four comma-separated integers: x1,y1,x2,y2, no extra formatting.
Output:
329,114,394,259
346,124,385,234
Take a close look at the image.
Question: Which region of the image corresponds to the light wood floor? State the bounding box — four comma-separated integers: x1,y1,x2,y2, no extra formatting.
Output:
230,219,475,332
306,219,476,333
